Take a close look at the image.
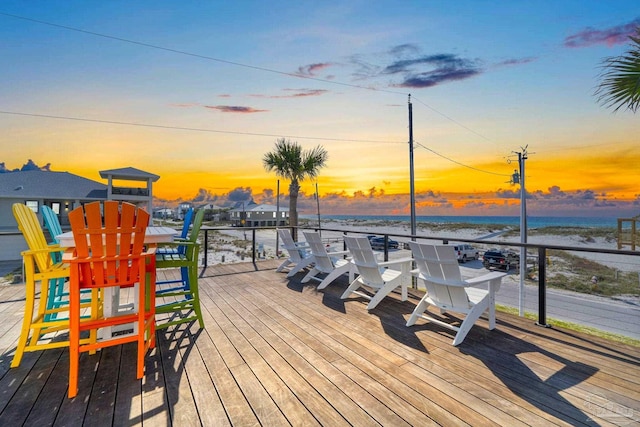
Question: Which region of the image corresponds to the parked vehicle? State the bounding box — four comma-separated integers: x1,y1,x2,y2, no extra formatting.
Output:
452,244,479,263
367,235,400,250
482,249,520,271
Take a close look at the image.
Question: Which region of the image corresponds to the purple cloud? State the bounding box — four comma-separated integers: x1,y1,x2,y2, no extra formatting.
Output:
564,19,640,48
250,89,329,99
296,62,333,76
494,57,537,67
384,54,482,88
204,105,268,113
349,46,483,88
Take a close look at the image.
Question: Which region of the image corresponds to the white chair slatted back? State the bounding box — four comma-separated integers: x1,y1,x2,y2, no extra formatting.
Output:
278,229,304,262
409,242,470,310
344,236,384,287
303,231,334,273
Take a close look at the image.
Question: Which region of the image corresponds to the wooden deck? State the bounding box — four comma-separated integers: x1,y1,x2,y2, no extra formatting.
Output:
0,260,638,426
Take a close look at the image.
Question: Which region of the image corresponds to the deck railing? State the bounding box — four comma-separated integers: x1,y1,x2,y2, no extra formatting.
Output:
199,224,640,339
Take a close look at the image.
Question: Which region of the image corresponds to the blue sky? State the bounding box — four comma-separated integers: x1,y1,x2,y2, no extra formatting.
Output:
1,1,639,217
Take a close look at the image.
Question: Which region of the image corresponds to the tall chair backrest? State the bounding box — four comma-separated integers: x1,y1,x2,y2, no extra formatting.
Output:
303,231,334,272
344,236,384,287
41,205,64,263
12,203,57,272
188,208,204,243
408,242,469,308
180,207,195,239
69,201,149,288
41,205,63,243
277,229,306,262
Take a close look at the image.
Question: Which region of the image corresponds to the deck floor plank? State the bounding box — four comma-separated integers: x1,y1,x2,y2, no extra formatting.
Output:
0,260,638,426
156,328,201,426
216,290,357,427
245,273,506,426
234,280,468,426
206,292,318,426
85,345,121,426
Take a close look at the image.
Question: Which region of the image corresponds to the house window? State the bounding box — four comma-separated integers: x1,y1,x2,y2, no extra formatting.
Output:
281,212,286,218
51,202,61,215
26,200,38,213
272,212,276,218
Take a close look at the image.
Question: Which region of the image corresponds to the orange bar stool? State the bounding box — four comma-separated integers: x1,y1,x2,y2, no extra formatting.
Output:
66,201,156,398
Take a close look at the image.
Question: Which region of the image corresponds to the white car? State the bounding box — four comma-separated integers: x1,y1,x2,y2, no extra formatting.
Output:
452,244,479,263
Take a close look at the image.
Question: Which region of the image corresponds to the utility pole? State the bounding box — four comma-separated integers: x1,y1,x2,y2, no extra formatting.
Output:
408,94,416,238
514,146,529,316
315,182,321,237
276,179,280,257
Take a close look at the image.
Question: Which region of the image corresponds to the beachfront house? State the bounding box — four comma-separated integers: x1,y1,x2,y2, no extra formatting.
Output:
0,167,159,261
230,203,289,227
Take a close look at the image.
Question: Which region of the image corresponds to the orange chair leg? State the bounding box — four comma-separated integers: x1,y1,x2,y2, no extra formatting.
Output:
68,276,80,399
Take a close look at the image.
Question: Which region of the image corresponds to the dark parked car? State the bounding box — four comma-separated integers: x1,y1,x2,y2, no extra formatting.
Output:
482,249,519,271
367,235,400,250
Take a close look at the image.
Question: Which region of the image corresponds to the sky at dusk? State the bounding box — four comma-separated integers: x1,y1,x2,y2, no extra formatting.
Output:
1,1,639,217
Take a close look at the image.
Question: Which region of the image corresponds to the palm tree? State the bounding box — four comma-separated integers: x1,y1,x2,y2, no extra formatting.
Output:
595,27,640,113
263,138,328,240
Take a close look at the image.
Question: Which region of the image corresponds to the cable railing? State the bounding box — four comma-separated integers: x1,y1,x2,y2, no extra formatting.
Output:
198,224,640,341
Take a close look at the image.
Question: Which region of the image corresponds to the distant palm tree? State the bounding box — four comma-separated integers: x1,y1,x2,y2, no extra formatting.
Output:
595,27,640,113
263,138,328,240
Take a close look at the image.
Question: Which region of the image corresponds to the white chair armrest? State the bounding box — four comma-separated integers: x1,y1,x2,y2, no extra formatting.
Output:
378,257,413,267
465,271,506,286
328,250,350,257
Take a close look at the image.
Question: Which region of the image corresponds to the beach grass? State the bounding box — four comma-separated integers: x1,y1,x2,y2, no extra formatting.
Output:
497,304,640,347
545,249,639,296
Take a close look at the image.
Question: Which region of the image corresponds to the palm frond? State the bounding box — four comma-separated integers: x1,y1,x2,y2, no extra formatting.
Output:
595,27,640,113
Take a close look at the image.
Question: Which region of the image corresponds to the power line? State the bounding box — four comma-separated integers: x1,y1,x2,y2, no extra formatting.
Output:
0,12,407,96
414,141,511,176
0,110,404,144
1,11,518,170
411,96,495,143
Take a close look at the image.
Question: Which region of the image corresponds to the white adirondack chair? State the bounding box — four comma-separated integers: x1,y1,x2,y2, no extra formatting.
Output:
301,231,356,289
406,242,506,346
276,229,315,278
341,236,413,310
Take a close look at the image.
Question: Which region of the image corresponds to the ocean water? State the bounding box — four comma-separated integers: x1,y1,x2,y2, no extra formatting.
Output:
304,215,619,229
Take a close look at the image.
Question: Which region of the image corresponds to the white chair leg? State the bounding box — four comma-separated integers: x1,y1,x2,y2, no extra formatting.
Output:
340,278,362,300
366,280,400,310
286,258,314,278
301,268,319,283
406,296,431,326
276,259,292,272
317,263,351,290
452,300,489,346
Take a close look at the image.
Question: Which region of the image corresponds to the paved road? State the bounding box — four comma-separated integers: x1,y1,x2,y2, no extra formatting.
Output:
493,278,640,340
458,260,640,341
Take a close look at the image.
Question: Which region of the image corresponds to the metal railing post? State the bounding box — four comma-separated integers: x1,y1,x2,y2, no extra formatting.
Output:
383,234,389,261
203,229,209,268
536,246,550,327
252,228,256,263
